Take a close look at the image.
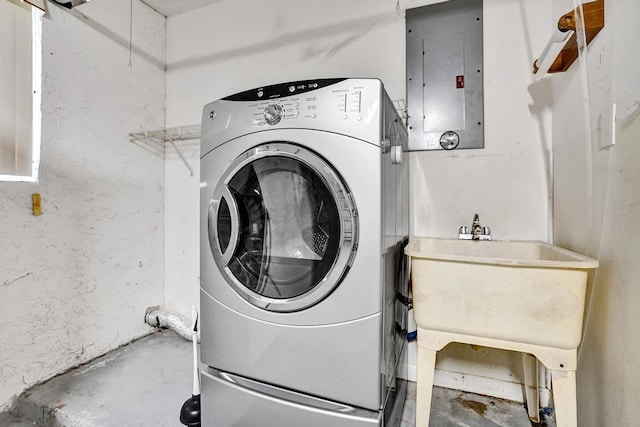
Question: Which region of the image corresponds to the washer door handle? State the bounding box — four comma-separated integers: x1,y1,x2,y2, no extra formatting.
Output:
208,185,240,267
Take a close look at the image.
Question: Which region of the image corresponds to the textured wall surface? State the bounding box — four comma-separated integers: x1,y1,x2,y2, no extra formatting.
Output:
0,1,166,409
552,0,640,425
410,0,551,241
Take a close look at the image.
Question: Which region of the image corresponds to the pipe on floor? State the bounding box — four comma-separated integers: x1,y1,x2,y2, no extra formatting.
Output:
144,306,199,343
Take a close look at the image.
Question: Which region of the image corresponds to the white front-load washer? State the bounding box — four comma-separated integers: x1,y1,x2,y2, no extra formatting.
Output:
199,78,409,426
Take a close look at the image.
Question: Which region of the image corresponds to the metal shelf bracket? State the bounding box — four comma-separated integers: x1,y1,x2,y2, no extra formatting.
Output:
129,124,201,176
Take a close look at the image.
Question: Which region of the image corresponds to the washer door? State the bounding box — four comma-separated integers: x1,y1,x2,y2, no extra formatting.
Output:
208,143,358,312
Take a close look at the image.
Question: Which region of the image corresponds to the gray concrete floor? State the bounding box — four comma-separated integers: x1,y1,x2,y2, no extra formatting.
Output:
401,381,555,427
3,330,554,426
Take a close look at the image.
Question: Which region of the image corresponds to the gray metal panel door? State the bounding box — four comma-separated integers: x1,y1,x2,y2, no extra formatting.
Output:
406,0,484,151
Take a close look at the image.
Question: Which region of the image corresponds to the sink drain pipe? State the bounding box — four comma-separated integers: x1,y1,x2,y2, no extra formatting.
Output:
145,306,199,342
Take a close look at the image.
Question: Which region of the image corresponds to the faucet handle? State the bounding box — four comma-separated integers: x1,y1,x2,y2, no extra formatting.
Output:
458,226,472,240
482,226,491,235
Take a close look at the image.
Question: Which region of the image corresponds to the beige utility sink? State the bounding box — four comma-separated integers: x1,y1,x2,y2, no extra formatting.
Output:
405,237,599,427
406,237,599,349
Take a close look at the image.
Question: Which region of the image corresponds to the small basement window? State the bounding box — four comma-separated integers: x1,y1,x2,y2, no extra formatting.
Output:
0,0,43,182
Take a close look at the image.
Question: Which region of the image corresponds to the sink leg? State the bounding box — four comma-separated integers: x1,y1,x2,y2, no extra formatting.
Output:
522,353,540,423
550,369,577,427
416,346,437,427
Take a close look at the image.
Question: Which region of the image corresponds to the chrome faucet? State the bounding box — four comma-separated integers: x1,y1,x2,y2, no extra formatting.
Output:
459,214,492,240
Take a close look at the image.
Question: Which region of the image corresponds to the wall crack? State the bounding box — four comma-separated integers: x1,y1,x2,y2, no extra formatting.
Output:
1,273,33,287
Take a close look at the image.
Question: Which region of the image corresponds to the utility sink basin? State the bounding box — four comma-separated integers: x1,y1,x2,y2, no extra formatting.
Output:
405,237,599,350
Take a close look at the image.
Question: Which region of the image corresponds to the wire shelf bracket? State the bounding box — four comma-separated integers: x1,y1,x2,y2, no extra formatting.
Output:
129,124,201,176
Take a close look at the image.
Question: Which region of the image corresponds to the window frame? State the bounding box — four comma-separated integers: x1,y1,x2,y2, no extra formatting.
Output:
0,3,43,183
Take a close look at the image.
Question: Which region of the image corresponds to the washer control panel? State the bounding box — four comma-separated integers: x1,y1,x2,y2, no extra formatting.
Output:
250,97,311,127
220,78,380,128
203,78,386,148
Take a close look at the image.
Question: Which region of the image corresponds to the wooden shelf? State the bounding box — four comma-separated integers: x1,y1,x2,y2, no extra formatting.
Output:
533,0,604,74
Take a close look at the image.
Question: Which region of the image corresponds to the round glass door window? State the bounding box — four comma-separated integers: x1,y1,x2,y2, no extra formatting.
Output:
208,143,358,312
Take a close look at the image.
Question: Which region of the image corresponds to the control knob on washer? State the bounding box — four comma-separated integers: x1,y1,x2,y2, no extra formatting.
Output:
264,104,284,125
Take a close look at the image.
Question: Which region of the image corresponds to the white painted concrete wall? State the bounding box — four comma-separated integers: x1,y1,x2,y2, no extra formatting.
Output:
551,0,640,425
165,0,552,401
0,1,166,410
412,0,551,242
